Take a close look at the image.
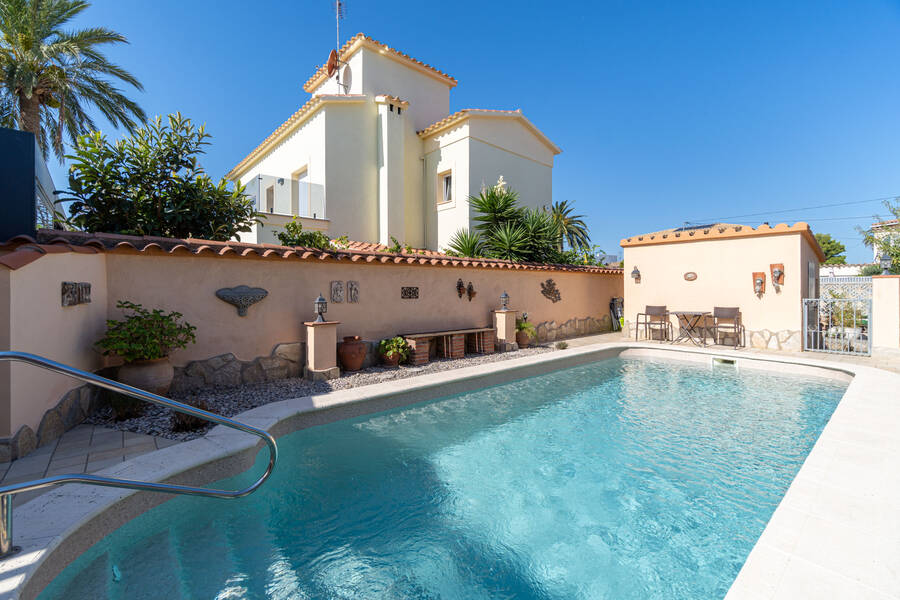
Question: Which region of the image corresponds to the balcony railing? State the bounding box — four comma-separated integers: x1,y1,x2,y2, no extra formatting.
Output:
244,174,326,219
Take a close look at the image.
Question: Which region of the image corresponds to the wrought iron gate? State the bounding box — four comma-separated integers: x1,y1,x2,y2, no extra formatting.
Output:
803,297,871,356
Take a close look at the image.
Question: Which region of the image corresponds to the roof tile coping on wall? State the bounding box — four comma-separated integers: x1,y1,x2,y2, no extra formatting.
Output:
303,33,458,94
619,222,826,262
0,230,624,275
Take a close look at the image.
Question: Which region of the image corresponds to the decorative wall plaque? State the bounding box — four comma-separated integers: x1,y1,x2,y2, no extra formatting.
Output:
684,272,697,282
456,278,465,298
216,285,268,316
330,280,344,303
61,282,91,306
466,282,476,301
401,286,419,299
541,279,561,303
347,280,359,303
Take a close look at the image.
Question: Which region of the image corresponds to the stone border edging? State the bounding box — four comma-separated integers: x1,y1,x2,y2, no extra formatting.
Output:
2,342,895,600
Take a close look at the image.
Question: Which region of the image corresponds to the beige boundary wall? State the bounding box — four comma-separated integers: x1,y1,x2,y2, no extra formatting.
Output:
872,275,900,349
0,236,623,448
621,223,825,350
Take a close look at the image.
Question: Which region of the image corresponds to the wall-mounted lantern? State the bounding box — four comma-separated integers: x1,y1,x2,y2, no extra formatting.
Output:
314,293,327,322
881,254,893,275
753,273,766,296
630,266,641,282
500,291,510,310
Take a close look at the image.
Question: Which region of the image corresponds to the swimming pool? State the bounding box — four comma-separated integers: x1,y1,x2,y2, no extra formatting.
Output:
38,356,846,599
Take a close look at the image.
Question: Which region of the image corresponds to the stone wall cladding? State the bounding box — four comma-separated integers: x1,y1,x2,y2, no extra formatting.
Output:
0,384,101,462
535,314,612,343
170,342,305,395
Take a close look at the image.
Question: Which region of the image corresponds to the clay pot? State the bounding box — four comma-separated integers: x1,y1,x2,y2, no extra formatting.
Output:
382,352,401,368
516,330,533,348
338,336,367,371
117,357,175,395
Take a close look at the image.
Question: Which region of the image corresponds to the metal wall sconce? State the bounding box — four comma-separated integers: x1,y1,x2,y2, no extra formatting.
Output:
630,266,641,282
881,254,893,275
500,291,510,310
277,177,285,185
752,272,766,295
314,293,327,322
456,278,465,298
466,282,476,301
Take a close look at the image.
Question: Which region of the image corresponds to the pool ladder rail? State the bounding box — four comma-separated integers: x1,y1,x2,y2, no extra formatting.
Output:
0,351,279,559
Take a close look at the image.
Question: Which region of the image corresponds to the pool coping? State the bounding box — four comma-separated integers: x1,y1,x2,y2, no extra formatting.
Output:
2,342,898,599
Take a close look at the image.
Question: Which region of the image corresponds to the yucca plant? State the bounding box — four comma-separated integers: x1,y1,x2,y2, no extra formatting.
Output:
486,221,529,262
469,184,521,234
446,228,485,258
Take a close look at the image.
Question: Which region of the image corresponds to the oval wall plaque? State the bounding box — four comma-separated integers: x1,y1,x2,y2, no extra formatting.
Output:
684,272,698,281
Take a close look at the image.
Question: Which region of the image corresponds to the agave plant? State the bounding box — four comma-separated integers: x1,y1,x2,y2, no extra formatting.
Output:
446,228,485,258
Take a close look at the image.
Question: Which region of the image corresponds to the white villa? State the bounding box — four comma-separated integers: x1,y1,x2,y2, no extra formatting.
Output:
226,34,561,251
871,218,899,260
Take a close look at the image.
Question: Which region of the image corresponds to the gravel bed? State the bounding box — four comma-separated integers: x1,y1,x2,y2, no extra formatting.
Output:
86,345,556,441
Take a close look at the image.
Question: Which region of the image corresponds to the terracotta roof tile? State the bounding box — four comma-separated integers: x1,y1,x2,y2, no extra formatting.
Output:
0,230,623,275
303,33,457,93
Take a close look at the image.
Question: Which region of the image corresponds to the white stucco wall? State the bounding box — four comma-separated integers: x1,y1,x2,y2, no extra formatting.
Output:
423,123,472,251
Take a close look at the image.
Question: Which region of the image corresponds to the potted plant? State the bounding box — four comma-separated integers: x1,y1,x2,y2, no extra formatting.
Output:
516,318,537,348
98,301,197,395
377,336,410,367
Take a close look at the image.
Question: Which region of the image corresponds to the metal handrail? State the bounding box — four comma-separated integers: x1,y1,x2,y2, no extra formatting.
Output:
0,351,278,558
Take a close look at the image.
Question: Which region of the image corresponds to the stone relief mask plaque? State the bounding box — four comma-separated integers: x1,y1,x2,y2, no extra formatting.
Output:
331,280,344,303
216,286,268,316
347,281,360,303
61,282,91,306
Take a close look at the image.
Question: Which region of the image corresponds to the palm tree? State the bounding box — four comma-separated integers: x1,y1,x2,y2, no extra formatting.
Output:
0,0,145,159
548,200,590,251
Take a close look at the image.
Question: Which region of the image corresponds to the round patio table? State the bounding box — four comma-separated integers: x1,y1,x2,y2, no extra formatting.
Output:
671,311,710,346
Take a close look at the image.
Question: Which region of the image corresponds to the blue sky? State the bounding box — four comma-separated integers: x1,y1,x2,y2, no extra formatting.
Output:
50,0,900,263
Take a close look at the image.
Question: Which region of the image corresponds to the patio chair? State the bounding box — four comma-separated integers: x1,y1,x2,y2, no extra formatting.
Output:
635,305,673,342
712,307,745,348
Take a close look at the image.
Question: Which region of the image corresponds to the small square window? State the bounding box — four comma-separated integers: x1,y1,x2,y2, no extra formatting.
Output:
440,172,452,204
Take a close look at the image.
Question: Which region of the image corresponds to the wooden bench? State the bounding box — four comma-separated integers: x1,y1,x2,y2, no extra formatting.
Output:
401,327,496,365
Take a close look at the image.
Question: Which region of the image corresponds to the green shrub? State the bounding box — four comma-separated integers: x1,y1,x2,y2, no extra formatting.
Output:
377,336,411,361
276,217,332,249
516,320,537,339
98,301,196,363
61,113,257,241
555,341,569,350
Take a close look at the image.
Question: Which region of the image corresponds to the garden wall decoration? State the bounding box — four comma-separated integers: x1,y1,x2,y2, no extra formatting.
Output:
401,287,419,299
215,285,268,316
331,280,344,303
541,279,561,303
61,282,91,306
348,281,360,303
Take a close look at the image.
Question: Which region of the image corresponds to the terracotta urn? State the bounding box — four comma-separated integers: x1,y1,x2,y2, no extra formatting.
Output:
117,357,175,395
338,336,367,371
516,330,533,349
382,352,401,368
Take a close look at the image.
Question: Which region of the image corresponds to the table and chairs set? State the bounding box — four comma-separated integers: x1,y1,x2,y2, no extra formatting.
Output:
635,306,745,348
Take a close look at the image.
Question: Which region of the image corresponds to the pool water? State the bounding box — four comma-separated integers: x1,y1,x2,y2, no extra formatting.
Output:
40,357,846,599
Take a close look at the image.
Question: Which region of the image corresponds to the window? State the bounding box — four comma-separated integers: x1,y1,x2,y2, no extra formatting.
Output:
439,172,452,204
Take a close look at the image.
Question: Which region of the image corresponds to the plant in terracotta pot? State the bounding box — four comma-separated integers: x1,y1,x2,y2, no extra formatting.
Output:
377,336,410,367
98,301,197,403
515,317,537,348
338,336,367,371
